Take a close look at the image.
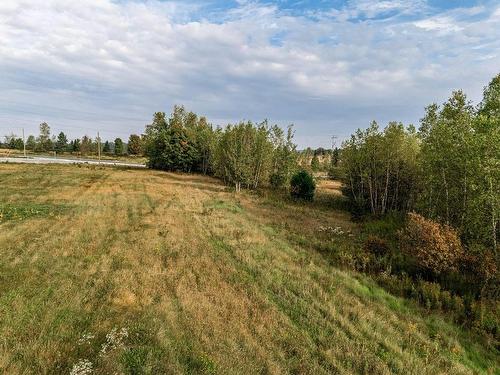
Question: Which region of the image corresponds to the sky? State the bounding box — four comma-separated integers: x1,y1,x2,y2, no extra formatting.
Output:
0,0,499,148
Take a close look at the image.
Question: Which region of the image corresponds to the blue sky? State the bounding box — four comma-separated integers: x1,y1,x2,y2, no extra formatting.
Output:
0,0,499,147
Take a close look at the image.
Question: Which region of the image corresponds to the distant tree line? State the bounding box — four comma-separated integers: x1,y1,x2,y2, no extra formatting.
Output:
1,123,146,157
298,147,340,173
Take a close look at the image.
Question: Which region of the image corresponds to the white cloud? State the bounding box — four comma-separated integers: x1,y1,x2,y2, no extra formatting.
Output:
347,0,427,18
414,16,463,32
0,0,498,147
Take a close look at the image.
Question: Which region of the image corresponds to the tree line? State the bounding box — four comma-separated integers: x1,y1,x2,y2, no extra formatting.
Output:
337,73,499,337
1,123,145,157
143,105,298,191
298,147,340,173
341,73,499,254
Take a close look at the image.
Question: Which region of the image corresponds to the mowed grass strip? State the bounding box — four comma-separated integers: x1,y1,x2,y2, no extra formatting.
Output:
0,164,497,374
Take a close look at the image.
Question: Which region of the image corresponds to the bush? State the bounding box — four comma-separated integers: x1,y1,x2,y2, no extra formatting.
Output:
440,290,453,310
418,280,442,310
460,244,498,298
400,213,464,275
290,170,315,201
375,272,470,322
270,172,287,189
363,235,390,257
451,295,465,317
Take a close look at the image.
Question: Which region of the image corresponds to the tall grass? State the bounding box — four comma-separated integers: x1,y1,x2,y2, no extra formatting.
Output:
0,164,497,374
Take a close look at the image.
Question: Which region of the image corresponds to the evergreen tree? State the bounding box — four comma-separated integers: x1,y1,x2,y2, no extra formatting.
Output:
71,138,81,153
26,135,36,151
7,136,24,150
103,141,111,154
290,170,316,201
55,132,68,153
114,138,124,155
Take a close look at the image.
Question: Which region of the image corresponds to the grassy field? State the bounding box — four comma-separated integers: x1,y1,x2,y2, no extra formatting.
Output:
0,164,497,374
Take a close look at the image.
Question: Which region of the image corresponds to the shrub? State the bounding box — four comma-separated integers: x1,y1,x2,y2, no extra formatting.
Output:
290,170,315,201
418,280,442,310
440,290,453,310
363,235,390,257
270,172,287,189
399,213,464,275
460,244,498,298
374,272,470,321
364,213,406,238
375,271,417,299
451,296,465,321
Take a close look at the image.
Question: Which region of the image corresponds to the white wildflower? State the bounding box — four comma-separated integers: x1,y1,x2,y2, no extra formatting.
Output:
77,333,95,345
332,226,344,235
70,359,93,375
317,225,344,236
99,327,129,357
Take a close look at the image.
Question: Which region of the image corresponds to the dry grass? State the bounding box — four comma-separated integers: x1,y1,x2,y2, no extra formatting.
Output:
0,164,497,374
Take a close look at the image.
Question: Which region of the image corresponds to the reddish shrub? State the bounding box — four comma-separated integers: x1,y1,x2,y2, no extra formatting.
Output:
400,213,464,275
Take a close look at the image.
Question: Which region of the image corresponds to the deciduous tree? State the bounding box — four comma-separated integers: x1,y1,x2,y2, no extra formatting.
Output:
128,134,143,155
37,122,52,152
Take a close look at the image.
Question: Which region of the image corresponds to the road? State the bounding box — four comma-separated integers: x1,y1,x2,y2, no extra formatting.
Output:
0,156,146,168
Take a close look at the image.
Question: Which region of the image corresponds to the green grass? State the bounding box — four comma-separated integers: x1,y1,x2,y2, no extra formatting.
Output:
0,203,69,222
0,164,497,374
203,198,243,214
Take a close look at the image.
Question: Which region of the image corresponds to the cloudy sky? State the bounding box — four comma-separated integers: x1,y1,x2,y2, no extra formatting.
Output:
1,0,499,147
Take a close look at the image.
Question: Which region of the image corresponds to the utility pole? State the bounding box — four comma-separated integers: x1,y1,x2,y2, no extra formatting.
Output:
22,128,26,158
331,135,338,150
97,131,101,162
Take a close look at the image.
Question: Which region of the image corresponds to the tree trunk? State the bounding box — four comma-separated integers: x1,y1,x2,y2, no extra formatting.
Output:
393,168,400,211
490,176,497,254
382,164,390,215
368,178,375,215
442,167,450,225
461,164,467,230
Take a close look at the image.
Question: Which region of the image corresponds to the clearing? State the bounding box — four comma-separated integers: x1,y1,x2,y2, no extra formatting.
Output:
0,164,497,374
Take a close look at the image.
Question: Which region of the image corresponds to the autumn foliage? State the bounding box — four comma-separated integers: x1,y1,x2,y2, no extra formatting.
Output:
400,213,464,275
